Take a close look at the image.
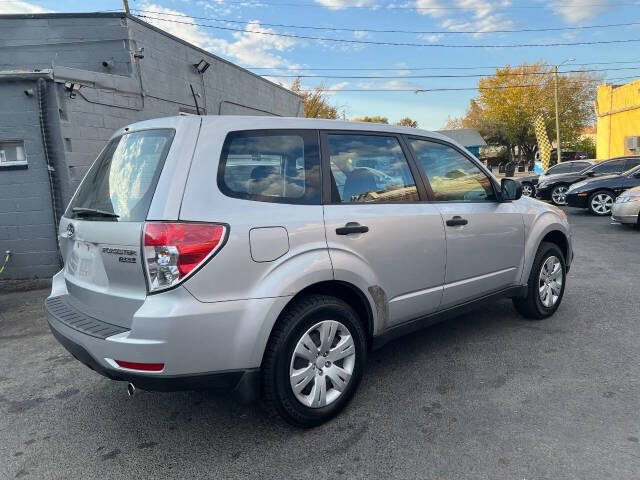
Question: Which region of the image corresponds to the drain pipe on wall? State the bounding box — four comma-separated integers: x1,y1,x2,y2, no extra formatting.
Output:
37,78,64,266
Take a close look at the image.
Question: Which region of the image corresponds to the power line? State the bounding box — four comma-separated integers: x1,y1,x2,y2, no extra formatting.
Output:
138,1,640,11
262,66,640,79
248,60,640,71
129,8,640,35
294,75,636,92
134,14,640,49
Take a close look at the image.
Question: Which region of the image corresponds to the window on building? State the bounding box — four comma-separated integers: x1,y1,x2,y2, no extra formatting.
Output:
327,134,419,203
0,141,27,168
218,130,320,204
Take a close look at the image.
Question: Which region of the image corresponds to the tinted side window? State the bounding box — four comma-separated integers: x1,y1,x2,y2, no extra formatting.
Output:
327,134,419,203
218,130,320,205
624,158,640,171
592,160,626,174
547,164,573,174
409,139,496,202
571,162,591,171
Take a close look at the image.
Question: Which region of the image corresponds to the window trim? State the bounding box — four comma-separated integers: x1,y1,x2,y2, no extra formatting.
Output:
319,129,429,205
0,139,28,170
405,135,501,203
217,129,322,206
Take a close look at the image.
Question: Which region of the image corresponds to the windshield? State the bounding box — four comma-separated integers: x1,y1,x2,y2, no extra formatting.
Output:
65,129,175,221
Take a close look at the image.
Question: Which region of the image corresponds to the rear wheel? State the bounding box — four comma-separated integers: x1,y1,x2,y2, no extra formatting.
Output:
551,184,569,206
513,242,566,320
521,182,534,197
262,295,367,427
588,190,615,216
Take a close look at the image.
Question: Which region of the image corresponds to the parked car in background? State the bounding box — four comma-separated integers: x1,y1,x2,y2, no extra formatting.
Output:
44,116,573,427
536,157,640,206
517,160,595,197
611,185,640,227
550,150,588,163
566,163,640,215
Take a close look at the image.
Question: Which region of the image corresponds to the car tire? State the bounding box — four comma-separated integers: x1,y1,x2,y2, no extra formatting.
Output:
588,190,615,216
550,184,569,206
521,182,535,197
261,294,367,428
513,242,566,320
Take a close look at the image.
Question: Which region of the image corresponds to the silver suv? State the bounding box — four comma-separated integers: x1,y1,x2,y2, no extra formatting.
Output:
46,116,572,427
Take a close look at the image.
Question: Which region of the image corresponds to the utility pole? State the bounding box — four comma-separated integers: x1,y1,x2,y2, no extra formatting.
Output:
553,58,573,165
554,65,561,165
123,0,130,14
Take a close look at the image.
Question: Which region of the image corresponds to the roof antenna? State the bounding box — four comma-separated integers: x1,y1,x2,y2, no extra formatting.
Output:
189,84,201,115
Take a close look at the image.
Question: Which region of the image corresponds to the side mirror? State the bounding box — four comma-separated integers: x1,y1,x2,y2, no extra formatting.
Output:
501,178,522,201
586,171,596,177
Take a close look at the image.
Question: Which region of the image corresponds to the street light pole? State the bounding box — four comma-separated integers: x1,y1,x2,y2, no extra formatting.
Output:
553,58,573,165
554,65,561,165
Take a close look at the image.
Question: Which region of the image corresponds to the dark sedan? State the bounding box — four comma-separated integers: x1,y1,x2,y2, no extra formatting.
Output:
517,160,594,197
535,157,640,206
565,163,640,215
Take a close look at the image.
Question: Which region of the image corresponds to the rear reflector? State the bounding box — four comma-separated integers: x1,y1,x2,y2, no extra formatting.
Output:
115,360,164,371
143,222,226,292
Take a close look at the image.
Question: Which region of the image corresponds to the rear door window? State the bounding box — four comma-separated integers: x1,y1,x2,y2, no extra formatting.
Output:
624,158,640,171
326,134,419,203
592,159,626,174
65,129,175,221
218,130,320,204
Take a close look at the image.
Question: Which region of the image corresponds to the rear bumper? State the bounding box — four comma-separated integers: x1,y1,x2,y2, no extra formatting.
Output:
565,193,589,208
48,321,257,397
46,271,291,398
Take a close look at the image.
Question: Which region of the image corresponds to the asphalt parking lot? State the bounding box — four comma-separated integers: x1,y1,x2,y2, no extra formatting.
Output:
1,208,639,479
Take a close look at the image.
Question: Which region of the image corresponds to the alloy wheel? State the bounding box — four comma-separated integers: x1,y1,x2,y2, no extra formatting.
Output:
538,255,563,308
289,320,356,408
522,184,534,197
590,193,614,215
551,185,568,205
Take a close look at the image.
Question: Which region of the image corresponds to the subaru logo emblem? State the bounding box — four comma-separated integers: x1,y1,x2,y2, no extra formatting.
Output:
66,223,75,238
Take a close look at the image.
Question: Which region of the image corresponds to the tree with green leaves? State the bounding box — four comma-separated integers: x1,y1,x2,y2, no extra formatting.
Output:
444,61,600,161
290,77,340,119
395,117,419,128
353,115,389,124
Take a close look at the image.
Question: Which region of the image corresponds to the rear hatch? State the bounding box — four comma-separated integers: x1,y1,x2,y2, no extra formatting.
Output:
59,128,176,329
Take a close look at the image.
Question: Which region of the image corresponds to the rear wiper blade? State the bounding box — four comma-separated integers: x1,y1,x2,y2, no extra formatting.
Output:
72,207,119,218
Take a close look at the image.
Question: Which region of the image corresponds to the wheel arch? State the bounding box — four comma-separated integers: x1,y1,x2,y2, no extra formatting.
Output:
540,230,569,264
260,280,376,367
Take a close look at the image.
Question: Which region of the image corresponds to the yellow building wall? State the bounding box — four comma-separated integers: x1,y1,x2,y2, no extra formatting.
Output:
596,79,640,160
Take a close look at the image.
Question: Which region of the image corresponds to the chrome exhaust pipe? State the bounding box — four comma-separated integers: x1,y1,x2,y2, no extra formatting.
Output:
127,382,140,396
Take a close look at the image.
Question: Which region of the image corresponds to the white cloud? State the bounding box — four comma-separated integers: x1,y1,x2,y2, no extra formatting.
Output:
358,80,421,90
139,4,298,68
549,0,615,23
421,33,443,42
415,0,514,35
0,0,52,13
314,0,380,9
353,30,369,39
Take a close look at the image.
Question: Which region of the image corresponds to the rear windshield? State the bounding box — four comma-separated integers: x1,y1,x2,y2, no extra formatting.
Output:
65,129,175,221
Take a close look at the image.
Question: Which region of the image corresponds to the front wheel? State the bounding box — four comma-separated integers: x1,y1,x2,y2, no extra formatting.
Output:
513,242,566,320
521,182,535,197
261,295,367,427
551,184,569,206
588,190,615,216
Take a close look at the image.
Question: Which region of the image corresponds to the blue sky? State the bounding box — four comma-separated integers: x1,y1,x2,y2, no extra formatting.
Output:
4,0,640,129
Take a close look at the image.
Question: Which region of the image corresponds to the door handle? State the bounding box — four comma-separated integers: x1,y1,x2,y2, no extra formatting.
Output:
336,222,369,235
446,216,468,227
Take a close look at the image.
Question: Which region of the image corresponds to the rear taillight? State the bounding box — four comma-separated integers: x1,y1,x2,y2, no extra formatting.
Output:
143,222,226,292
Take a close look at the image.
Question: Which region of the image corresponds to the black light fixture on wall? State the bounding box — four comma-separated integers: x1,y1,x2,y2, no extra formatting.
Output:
194,59,210,74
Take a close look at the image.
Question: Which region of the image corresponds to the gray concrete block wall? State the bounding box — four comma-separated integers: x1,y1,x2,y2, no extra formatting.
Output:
0,81,60,279
0,13,303,279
